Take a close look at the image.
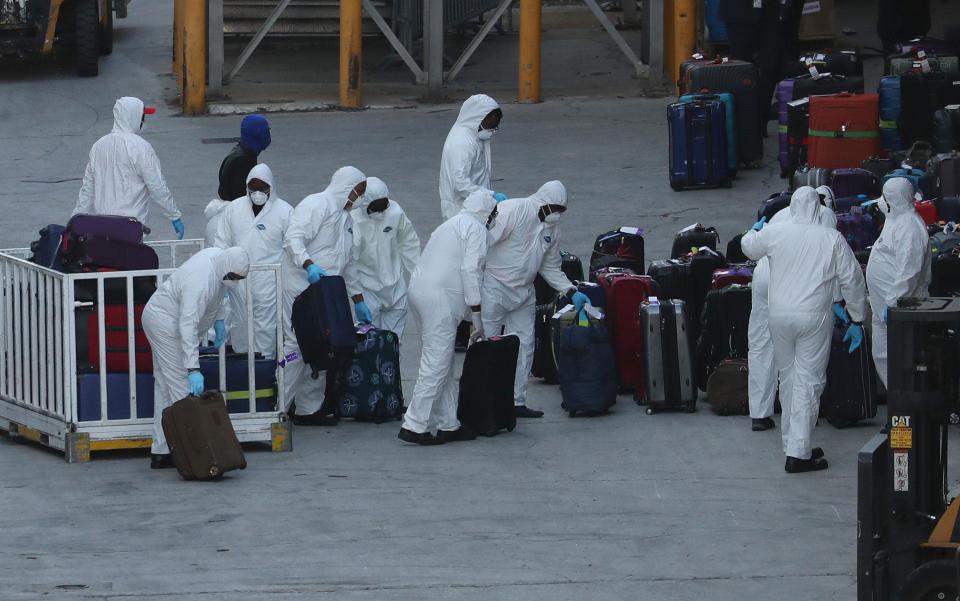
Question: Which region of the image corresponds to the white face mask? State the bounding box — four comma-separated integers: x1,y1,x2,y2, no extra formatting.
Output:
370,211,386,221
477,128,495,141
543,212,561,224
249,190,269,206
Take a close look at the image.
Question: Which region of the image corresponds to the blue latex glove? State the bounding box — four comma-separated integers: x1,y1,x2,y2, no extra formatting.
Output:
355,300,373,324
883,307,889,323
752,216,767,231
306,264,326,284
843,324,864,354
571,291,591,313
493,192,508,202
213,319,226,349
188,371,204,396
832,302,850,324
172,219,185,240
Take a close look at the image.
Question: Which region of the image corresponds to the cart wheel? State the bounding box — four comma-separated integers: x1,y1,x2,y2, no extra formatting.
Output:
898,560,958,601
506,422,515,432
208,465,221,478
75,0,100,76
568,411,576,418
646,408,654,415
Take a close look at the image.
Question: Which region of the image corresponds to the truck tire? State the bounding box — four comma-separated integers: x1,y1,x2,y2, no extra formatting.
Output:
75,0,100,77
898,560,959,601
99,2,113,56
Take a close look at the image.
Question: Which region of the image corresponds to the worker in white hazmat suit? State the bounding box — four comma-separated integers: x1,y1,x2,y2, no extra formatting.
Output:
742,187,867,473
481,181,591,418
439,94,506,221
399,190,499,445
214,163,292,358
351,177,421,338
74,97,185,239
142,247,249,469
280,166,371,426
865,177,931,387
748,188,838,431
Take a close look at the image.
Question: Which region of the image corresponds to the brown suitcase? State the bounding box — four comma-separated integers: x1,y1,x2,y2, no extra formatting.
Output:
161,392,247,480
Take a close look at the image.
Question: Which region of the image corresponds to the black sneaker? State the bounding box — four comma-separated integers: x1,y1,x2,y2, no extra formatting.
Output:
785,456,829,473
150,454,173,469
752,417,775,431
437,426,477,443
293,411,340,426
398,427,444,445
514,405,544,418
811,447,824,460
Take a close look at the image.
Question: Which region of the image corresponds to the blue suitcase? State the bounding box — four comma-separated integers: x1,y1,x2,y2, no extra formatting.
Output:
76,373,155,422
878,76,902,153
198,354,277,413
290,276,356,377
552,309,617,417
28,224,65,271
668,100,730,190
704,0,727,44
680,92,737,172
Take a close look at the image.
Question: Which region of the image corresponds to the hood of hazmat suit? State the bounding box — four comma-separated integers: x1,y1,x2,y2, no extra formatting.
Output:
438,94,500,221
815,185,836,210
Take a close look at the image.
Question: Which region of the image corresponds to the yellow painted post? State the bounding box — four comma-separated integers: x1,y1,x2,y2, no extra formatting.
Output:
173,0,184,85
664,0,696,94
340,0,363,108
181,0,207,114
518,0,541,103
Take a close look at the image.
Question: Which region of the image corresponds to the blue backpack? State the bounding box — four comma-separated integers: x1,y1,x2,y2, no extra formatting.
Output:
881,167,933,199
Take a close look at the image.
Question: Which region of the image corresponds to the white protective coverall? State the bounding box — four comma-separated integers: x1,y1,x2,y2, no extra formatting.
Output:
204,199,231,248
280,166,366,416
214,164,292,358
866,178,931,387
748,196,837,419
481,181,575,406
742,188,866,460
402,190,496,434
438,94,500,221
142,247,250,454
351,177,421,338
74,97,182,227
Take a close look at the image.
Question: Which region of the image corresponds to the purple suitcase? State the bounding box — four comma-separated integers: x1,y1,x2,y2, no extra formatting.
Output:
65,214,149,245
777,79,796,178
836,211,877,252
68,237,160,271
830,168,881,199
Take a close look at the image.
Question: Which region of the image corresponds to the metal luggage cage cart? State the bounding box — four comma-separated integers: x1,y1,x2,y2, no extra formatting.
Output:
0,239,291,462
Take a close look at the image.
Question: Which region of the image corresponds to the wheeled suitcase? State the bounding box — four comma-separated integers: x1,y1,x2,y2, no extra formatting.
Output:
695,284,751,391
895,38,956,56
28,224,65,271
887,55,960,76
576,281,606,309
836,209,878,252
64,214,148,245
75,303,152,373
76,373,155,421
878,76,903,153
776,78,797,177
820,323,877,428
680,92,738,172
457,335,519,436
915,200,939,224
830,168,880,198
834,195,873,215
72,271,157,306
329,327,403,422
534,250,583,304
790,166,831,191
757,191,793,221
899,71,960,148
589,228,644,280
861,156,897,181
532,300,559,383
807,93,881,169
290,276,356,377
640,298,697,413
931,252,960,296
937,196,960,222
706,358,749,416
596,271,657,392
787,98,812,174
928,151,960,198
552,307,617,416
792,73,865,100
197,353,277,414
711,264,753,289
679,57,762,166
62,236,160,272
932,109,959,153
671,223,719,259
687,248,728,344
647,260,693,303
667,100,731,190
162,392,247,480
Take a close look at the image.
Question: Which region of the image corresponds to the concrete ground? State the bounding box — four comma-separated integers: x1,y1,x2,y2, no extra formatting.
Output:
2,0,959,599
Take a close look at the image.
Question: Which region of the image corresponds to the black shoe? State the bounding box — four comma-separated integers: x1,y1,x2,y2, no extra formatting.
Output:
811,447,824,460
785,456,829,473
293,411,340,426
398,427,444,446
437,426,477,443
150,454,173,469
752,417,775,431
514,405,544,418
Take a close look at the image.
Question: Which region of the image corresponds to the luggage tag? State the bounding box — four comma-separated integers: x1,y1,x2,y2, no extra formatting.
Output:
647,296,660,306
679,223,703,234
692,52,704,60
618,226,643,236
553,304,575,319
583,304,603,320
356,323,375,335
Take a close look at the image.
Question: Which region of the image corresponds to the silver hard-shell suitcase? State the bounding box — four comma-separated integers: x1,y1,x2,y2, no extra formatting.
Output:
640,298,697,414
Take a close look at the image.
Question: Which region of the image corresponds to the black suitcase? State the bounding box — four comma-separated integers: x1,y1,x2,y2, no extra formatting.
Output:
589,228,645,281
687,248,728,344
291,276,356,378
552,308,617,417
28,224,65,271
671,224,720,259
899,71,960,148
161,392,247,481
531,301,559,383
930,251,960,296
457,335,519,436
695,285,752,391
820,323,878,428
640,299,697,413
791,73,865,101
534,250,583,304
757,191,792,222
647,259,693,303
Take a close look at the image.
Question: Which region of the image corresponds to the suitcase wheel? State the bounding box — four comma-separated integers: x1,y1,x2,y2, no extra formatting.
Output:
208,465,221,478
506,422,516,432
685,404,697,413
646,408,654,415
568,410,576,418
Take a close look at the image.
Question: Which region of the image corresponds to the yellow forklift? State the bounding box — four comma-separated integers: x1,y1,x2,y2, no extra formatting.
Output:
859,297,960,601
0,0,129,76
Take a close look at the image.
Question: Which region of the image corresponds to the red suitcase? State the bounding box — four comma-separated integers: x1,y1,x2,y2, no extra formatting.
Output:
915,200,938,225
807,93,881,170
711,264,754,289
76,303,153,373
596,271,657,394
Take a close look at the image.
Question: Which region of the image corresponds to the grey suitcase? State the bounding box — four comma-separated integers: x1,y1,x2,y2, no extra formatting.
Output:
640,298,697,414
928,151,960,198
887,55,960,76
790,166,831,191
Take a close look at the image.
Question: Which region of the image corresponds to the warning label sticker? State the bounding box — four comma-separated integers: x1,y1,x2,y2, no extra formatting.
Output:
894,452,909,492
890,426,913,449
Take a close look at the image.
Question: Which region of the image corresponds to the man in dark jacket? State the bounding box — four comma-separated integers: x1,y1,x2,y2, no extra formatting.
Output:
217,114,271,201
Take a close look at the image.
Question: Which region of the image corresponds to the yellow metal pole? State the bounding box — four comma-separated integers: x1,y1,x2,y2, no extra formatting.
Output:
518,0,541,103
664,0,696,94
340,0,363,108
173,0,184,85
182,0,207,115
